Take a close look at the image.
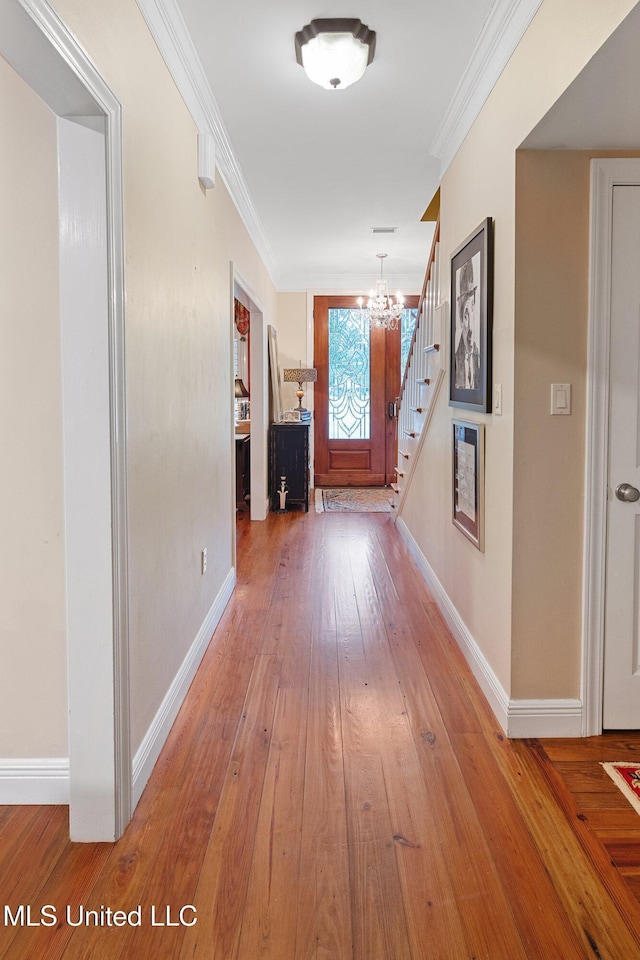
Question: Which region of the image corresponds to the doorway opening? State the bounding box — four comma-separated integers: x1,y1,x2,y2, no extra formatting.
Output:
232,272,267,541
0,0,129,840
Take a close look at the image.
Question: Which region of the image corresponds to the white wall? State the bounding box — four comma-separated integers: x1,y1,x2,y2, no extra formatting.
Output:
0,54,68,757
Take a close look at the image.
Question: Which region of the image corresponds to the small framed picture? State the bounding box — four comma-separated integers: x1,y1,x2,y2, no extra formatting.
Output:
452,419,484,551
449,218,493,412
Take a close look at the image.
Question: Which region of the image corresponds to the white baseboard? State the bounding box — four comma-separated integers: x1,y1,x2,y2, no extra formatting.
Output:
507,699,583,738
0,569,236,808
132,567,236,806
396,518,584,738
0,758,69,804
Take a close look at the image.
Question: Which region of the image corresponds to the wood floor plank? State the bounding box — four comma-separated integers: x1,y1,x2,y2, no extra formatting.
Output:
0,805,72,960
605,842,640,868
494,739,640,959
575,790,631,810
621,873,640,899
178,653,282,960
237,607,312,959
344,755,412,960
0,806,67,890
342,541,473,960
541,736,640,763
379,603,531,960
553,760,620,793
585,809,640,833
58,628,267,960
295,624,352,960
0,841,111,960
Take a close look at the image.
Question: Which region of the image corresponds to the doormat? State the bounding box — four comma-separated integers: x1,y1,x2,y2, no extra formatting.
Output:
601,762,640,815
315,487,392,514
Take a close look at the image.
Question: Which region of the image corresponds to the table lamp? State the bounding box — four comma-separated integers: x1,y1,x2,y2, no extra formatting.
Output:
283,367,317,412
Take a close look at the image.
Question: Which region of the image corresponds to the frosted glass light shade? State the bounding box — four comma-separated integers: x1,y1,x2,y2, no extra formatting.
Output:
295,20,376,91
301,33,368,89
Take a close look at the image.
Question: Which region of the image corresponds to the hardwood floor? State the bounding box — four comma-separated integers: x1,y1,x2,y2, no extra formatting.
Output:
3,508,640,958
540,734,640,905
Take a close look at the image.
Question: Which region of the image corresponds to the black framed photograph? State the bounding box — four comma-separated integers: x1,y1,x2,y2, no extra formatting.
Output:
452,419,484,551
449,217,493,412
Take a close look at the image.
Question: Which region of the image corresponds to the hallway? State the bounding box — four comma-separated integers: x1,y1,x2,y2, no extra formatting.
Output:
3,508,640,958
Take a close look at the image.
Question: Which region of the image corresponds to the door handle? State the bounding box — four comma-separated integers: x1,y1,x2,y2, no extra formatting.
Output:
615,483,640,502
388,400,398,419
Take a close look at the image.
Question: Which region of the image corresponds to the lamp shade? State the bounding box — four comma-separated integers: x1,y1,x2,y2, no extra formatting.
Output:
283,368,317,384
295,20,376,90
234,377,249,398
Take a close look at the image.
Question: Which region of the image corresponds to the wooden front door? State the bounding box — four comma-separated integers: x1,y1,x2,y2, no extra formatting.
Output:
314,296,417,487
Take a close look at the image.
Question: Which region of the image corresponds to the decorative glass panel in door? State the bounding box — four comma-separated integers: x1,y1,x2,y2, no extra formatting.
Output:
328,307,370,440
401,308,418,378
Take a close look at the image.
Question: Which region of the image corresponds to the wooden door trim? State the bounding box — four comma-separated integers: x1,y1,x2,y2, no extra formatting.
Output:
314,295,386,486
314,294,418,488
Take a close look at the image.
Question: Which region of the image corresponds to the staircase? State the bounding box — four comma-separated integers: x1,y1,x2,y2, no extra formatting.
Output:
391,220,447,517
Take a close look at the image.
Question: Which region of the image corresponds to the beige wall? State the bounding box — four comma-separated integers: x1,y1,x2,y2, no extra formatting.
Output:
276,293,308,411
39,0,277,755
513,151,589,699
6,0,640,767
513,149,640,699
400,0,638,701
0,56,68,756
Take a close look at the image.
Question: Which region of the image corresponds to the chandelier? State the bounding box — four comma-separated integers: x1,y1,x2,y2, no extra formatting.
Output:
358,254,405,330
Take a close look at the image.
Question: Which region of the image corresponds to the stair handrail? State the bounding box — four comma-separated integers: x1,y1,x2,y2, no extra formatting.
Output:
392,216,444,521
400,218,440,393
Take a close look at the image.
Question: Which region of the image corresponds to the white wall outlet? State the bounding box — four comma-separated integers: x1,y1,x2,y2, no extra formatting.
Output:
201,547,207,575
493,383,503,416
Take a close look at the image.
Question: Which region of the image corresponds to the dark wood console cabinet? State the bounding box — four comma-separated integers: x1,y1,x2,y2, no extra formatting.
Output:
269,423,310,512
235,434,250,511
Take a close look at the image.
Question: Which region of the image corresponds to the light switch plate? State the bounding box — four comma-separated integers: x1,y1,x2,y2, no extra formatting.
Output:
493,383,503,416
551,383,571,415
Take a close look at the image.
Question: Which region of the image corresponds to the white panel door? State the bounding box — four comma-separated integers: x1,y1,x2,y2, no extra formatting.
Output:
604,184,640,728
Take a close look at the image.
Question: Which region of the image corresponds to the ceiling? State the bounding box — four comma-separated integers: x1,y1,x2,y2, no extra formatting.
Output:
174,0,499,292
522,2,640,151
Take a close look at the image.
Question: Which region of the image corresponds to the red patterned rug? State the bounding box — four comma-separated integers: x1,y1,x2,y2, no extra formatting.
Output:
315,487,392,513
601,762,640,814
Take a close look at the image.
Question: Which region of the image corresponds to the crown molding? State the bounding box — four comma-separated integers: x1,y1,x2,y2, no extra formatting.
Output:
430,0,543,176
135,0,280,286
279,272,425,294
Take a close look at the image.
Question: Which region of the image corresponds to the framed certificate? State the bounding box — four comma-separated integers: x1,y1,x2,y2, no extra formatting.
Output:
452,419,484,551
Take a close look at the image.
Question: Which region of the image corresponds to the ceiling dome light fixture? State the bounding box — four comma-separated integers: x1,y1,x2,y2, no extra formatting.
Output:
295,19,376,90
358,254,405,331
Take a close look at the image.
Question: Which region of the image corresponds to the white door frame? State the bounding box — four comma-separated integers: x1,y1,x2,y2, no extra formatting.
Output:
232,266,269,523
0,0,130,838
583,158,640,736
